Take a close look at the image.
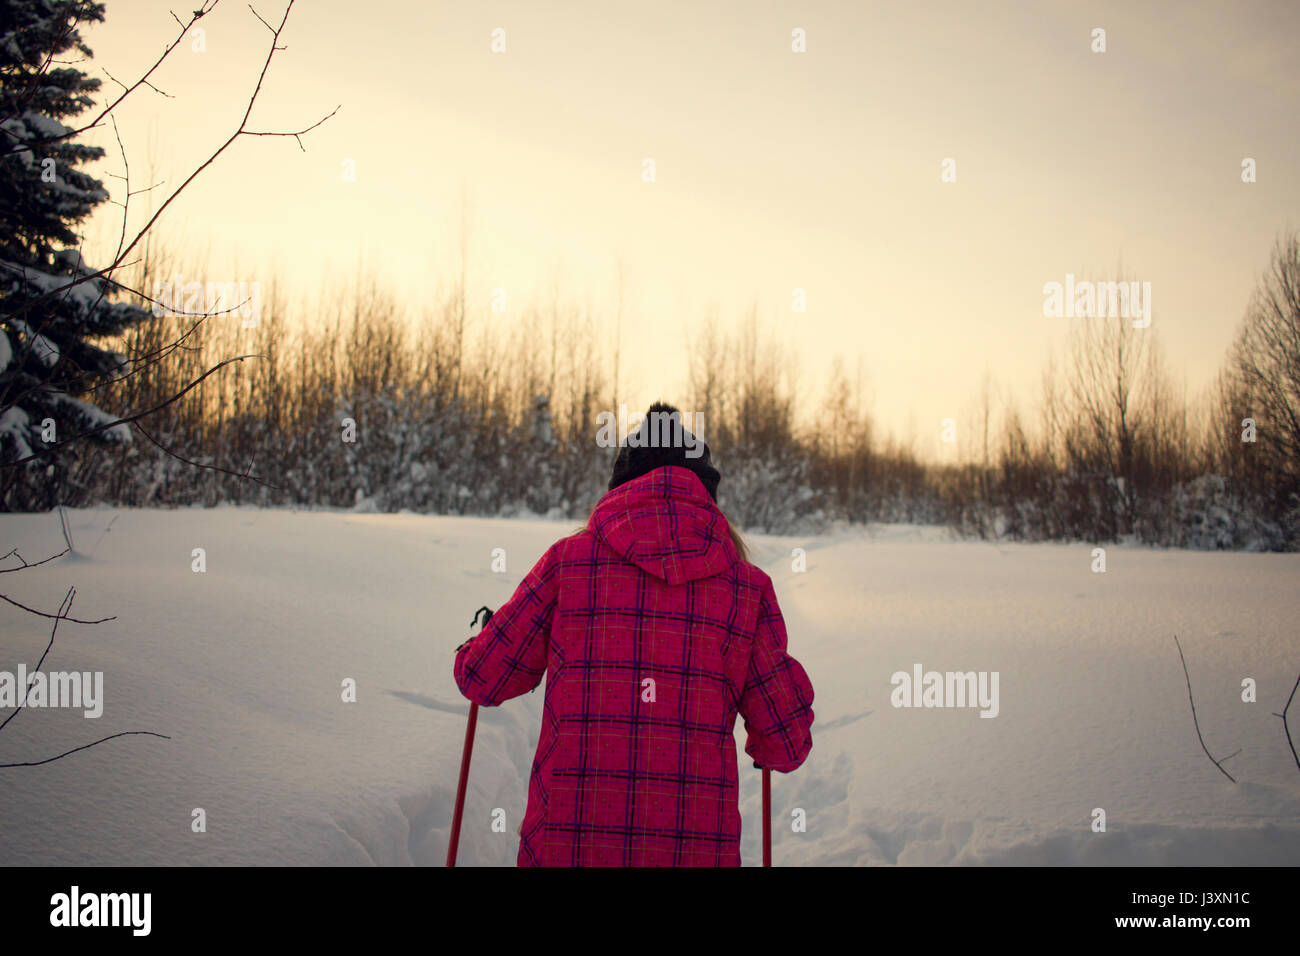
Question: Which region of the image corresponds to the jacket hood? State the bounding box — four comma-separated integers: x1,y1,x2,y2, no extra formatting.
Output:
587,465,738,585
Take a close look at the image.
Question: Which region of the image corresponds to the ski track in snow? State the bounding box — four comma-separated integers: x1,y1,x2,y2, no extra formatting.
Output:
0,507,1297,866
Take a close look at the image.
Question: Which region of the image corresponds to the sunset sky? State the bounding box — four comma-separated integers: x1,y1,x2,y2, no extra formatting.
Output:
77,0,1299,457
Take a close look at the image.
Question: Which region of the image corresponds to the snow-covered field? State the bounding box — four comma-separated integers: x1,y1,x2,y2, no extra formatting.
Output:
1,507,1297,866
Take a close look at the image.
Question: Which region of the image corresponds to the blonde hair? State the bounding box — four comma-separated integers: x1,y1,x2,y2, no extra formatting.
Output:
724,513,749,564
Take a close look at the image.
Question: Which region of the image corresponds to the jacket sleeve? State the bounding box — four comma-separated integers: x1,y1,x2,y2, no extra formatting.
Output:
453,541,561,706
738,576,815,772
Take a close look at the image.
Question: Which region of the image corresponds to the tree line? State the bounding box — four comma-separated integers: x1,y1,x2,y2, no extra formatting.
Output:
6,233,1297,551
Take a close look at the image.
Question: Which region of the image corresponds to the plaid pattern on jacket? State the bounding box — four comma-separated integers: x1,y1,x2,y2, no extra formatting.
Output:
454,465,815,866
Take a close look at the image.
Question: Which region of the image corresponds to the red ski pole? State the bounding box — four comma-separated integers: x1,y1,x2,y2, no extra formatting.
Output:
447,606,492,867
762,768,772,866
445,700,478,867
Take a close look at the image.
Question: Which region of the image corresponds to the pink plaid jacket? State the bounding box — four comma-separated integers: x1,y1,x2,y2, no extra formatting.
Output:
454,465,815,866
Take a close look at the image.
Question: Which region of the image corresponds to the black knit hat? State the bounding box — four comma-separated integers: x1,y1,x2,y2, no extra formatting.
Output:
609,402,721,501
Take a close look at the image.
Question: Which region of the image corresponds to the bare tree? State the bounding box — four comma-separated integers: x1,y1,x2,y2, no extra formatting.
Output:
1226,233,1300,502
1061,272,1166,536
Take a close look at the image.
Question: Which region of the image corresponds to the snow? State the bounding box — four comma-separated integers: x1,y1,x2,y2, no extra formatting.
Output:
2,261,106,313
0,407,32,459
20,112,71,140
30,333,59,367
48,392,132,443
0,112,70,169
0,508,1297,866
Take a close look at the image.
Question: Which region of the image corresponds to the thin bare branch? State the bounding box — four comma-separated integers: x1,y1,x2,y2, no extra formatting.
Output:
132,420,280,490
1173,635,1238,784
3,353,262,468
0,591,114,625
0,731,171,768
0,547,70,574
0,587,74,733
1273,670,1300,773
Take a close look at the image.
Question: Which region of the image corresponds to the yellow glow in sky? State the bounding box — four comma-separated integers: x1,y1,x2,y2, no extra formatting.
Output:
77,0,1300,455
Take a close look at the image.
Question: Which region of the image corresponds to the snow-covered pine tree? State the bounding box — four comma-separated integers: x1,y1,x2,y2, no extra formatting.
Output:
1,0,148,509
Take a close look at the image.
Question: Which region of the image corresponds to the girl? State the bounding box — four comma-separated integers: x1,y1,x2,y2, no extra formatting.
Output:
454,403,815,866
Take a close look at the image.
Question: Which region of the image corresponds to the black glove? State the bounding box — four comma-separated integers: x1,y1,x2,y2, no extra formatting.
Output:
456,606,495,652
